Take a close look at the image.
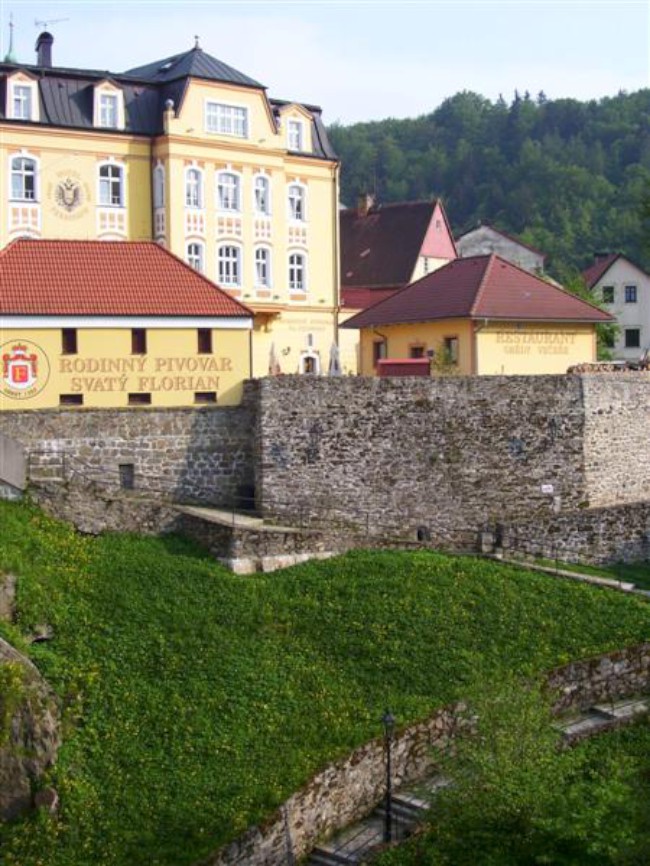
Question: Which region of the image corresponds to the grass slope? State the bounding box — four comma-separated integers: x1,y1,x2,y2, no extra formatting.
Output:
0,501,648,866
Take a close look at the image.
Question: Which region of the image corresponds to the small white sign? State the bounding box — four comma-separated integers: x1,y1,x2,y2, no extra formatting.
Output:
541,484,555,495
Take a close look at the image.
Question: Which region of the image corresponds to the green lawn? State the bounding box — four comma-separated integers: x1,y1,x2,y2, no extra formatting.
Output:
0,500,648,866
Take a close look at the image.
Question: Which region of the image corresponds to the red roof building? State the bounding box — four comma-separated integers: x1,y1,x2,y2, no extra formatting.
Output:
1,240,253,410
342,254,612,377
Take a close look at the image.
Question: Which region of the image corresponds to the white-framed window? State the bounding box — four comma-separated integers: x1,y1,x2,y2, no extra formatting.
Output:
217,171,241,212
254,174,271,215
254,246,272,288
10,155,38,201
153,163,165,209
98,162,124,206
218,244,242,287
187,241,204,272
205,102,248,138
287,119,304,151
99,93,118,128
12,85,33,120
185,167,203,208
289,251,307,292
288,183,306,222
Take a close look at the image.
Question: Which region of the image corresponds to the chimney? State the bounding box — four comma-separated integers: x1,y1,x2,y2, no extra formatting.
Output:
35,31,53,68
357,193,375,218
593,250,611,263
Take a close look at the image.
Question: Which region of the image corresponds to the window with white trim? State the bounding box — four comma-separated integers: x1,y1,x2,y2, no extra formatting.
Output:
287,119,304,151
625,285,638,303
185,167,203,208
12,85,33,120
153,164,165,209
217,171,240,212
187,242,204,272
254,174,270,215
205,102,248,138
289,252,307,292
254,247,271,288
10,155,37,201
98,163,124,206
218,245,242,287
288,183,306,221
99,93,118,128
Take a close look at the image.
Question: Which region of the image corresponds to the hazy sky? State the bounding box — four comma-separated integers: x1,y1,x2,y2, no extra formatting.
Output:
1,0,648,124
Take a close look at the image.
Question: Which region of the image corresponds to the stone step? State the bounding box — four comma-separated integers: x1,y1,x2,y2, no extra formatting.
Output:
592,699,649,720
308,846,361,865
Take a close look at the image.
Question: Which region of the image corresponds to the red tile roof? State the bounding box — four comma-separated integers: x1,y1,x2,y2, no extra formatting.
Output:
341,286,401,310
342,254,613,329
340,200,456,290
581,253,622,288
0,239,252,318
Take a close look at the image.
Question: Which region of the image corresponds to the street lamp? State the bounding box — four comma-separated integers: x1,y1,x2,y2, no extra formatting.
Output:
382,708,396,843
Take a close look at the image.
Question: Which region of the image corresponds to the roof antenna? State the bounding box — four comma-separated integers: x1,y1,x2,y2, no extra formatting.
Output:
34,17,70,29
4,13,17,63
194,35,200,49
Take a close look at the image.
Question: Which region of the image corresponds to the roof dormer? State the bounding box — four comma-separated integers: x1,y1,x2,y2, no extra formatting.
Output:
277,104,314,154
93,79,125,131
5,71,40,122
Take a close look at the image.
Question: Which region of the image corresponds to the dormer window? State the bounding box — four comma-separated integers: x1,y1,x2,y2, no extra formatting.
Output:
7,77,39,121
288,119,304,151
100,93,118,128
94,84,124,130
205,101,248,138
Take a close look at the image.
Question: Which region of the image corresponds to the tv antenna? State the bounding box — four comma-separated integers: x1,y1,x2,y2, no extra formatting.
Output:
34,18,70,29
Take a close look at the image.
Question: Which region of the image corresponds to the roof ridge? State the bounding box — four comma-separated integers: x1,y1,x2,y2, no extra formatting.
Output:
469,254,496,316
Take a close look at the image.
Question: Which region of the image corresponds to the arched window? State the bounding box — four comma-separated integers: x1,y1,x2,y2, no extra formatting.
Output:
98,163,124,206
254,174,270,215
153,164,165,209
217,171,240,211
288,183,306,221
185,167,203,208
218,244,241,287
187,241,204,272
254,247,271,288
289,252,307,292
11,155,37,201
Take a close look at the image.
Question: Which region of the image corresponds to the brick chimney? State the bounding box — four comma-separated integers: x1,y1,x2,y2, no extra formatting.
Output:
593,250,611,263
35,31,53,68
357,193,375,218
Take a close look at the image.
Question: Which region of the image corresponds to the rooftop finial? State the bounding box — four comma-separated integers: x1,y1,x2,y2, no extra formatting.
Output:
4,13,17,64
194,35,200,49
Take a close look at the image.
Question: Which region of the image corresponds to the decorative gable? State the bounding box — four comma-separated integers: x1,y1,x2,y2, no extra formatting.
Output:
278,104,313,154
5,71,40,122
93,79,125,130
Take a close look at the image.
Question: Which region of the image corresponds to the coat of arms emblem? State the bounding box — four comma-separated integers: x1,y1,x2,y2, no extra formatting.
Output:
2,344,38,390
55,178,82,212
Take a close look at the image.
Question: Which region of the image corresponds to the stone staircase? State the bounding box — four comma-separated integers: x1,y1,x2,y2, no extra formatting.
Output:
305,697,649,865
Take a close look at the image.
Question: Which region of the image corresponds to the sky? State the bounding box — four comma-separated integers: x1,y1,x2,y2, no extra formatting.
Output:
0,0,648,124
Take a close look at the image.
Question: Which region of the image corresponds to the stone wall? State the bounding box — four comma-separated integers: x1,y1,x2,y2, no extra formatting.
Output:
0,398,256,507
201,643,650,866
503,502,650,565
253,375,650,545
582,375,650,507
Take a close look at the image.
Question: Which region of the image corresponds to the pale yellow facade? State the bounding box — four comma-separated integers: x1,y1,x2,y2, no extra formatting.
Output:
1,52,340,394
0,326,250,410
357,320,597,376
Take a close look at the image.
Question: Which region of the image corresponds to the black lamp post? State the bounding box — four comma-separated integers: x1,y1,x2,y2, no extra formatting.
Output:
382,708,396,843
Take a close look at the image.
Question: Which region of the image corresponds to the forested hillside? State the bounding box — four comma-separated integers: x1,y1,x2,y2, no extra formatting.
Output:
328,90,650,279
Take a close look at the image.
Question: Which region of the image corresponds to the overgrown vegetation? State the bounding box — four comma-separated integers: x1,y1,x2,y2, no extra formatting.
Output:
0,500,648,866
377,685,650,866
329,89,650,279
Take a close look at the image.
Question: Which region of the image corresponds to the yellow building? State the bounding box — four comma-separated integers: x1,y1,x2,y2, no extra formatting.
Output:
1,239,252,409
343,254,613,375
0,32,339,379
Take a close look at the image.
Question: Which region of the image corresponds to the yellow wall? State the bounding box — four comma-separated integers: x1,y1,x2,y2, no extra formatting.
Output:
0,327,249,410
476,323,597,374
355,319,598,376
0,125,152,245
358,319,474,375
